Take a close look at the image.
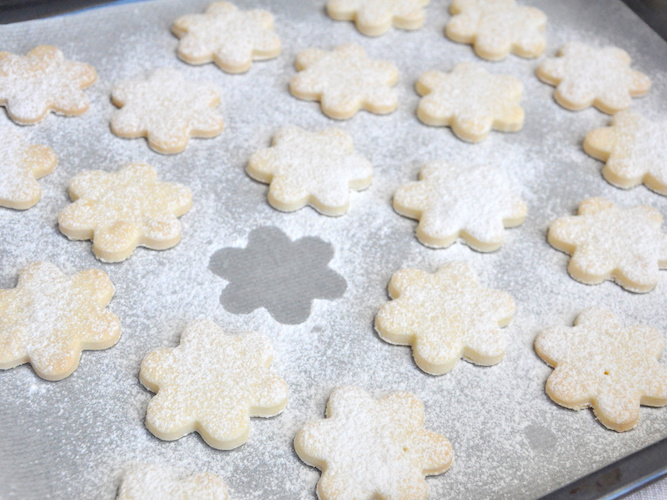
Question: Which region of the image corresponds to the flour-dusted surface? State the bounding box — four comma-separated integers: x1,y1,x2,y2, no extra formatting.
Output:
1,1,667,499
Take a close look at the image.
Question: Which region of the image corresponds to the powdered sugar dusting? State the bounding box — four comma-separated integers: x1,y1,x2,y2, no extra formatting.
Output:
326,0,429,36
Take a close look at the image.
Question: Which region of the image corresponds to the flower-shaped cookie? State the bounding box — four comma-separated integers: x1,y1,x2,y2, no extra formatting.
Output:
446,0,547,60
548,198,667,293
537,42,651,114
0,45,97,125
290,44,399,120
535,308,667,432
0,125,58,209
58,163,192,263
584,111,667,195
416,62,524,142
375,262,515,375
394,162,526,251
295,386,453,500
0,262,120,381
172,1,281,74
117,464,229,500
140,320,288,450
247,126,373,215
326,0,429,36
111,69,223,155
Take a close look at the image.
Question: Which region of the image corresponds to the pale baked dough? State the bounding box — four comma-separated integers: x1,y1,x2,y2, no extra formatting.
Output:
0,262,120,381
416,62,524,142
0,125,57,210
537,42,651,114
393,162,526,251
290,43,399,120
140,320,288,450
375,262,515,375
58,163,192,263
326,0,430,36
247,126,373,216
0,45,96,125
172,1,281,74
111,68,223,155
295,386,453,500
535,308,667,432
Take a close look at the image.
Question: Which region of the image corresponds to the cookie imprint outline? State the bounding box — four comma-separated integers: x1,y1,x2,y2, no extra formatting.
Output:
117,463,229,499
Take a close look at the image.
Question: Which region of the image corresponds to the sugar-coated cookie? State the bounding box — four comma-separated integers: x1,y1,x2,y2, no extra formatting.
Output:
117,463,229,500
393,162,526,251
0,125,57,209
537,42,650,114
140,320,288,450
326,0,430,36
290,44,399,120
548,198,667,293
111,69,223,155
172,2,281,74
446,0,547,61
535,308,667,432
0,45,96,125
416,62,524,142
584,110,667,195
0,262,120,381
58,163,192,263
247,126,373,216
295,386,453,500
375,262,515,375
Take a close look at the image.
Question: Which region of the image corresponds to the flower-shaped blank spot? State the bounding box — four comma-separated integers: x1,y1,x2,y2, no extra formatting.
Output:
535,308,667,432
295,386,453,500
548,197,667,293
111,69,223,155
375,262,515,375
0,125,58,210
140,320,288,450
117,464,229,500
537,42,651,114
290,44,399,120
247,126,373,216
446,0,547,61
58,163,193,263
584,111,667,195
0,262,120,381
209,227,347,325
172,1,281,74
0,45,96,125
326,0,429,36
416,62,524,142
393,162,526,251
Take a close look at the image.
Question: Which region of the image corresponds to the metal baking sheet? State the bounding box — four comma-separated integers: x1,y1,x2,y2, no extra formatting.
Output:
1,1,667,498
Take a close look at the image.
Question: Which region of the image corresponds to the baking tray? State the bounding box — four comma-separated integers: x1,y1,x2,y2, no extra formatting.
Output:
1,1,667,498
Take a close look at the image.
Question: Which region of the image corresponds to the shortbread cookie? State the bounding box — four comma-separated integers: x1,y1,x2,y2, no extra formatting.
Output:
140,320,288,450
394,162,526,251
247,126,373,216
375,262,515,375
416,62,524,142
58,163,192,263
0,45,97,125
535,308,667,432
172,2,281,74
537,42,651,114
117,463,229,500
295,386,453,500
111,68,223,155
446,0,547,60
584,111,667,195
0,262,120,381
326,0,429,36
0,125,57,209
548,198,667,293
290,44,399,120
